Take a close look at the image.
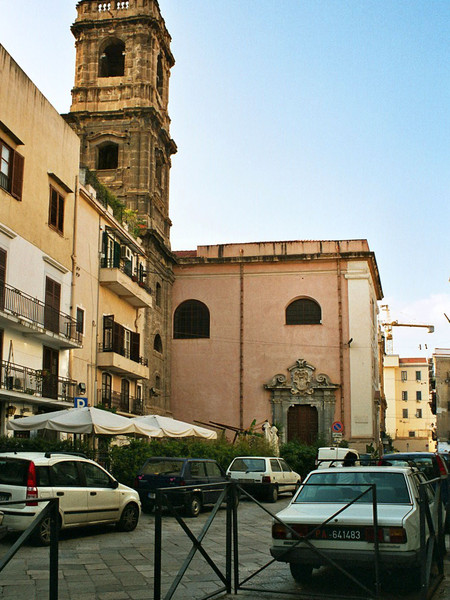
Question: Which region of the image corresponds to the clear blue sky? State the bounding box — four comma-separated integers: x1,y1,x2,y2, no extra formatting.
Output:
1,0,448,356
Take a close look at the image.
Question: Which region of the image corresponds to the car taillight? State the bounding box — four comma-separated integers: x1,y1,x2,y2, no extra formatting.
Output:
26,461,38,506
365,526,407,544
262,476,271,484
435,455,447,477
272,523,309,539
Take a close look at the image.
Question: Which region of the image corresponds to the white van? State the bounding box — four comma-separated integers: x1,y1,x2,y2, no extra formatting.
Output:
315,447,360,469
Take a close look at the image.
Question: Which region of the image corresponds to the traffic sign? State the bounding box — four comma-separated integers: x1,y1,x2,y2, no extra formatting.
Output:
74,397,88,408
332,421,344,434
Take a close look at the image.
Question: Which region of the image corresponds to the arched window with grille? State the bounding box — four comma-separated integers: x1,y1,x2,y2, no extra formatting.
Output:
154,334,163,353
286,298,322,325
173,300,210,339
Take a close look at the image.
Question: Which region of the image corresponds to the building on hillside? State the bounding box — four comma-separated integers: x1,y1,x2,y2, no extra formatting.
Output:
0,45,82,435
431,348,450,449
64,0,176,415
171,240,384,451
72,173,152,416
384,356,435,452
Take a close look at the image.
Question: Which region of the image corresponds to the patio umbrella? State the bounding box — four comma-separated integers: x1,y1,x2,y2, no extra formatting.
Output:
6,406,161,436
132,414,217,439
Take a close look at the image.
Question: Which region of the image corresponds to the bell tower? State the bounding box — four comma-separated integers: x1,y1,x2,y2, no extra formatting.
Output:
65,0,177,414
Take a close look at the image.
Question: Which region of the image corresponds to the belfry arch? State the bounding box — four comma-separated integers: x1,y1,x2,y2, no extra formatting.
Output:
265,359,340,445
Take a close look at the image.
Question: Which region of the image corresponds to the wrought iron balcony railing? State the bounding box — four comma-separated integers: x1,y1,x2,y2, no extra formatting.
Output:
98,342,148,367
100,258,152,295
1,361,77,401
99,390,144,415
0,284,81,345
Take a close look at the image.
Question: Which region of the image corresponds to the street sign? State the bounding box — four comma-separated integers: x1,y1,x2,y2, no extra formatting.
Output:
74,397,88,409
332,421,344,434
332,432,343,439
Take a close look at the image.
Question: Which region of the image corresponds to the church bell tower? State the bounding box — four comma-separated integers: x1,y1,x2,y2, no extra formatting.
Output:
65,0,177,414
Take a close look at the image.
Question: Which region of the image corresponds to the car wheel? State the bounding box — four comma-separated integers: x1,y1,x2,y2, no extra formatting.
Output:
117,503,140,532
186,494,202,517
289,562,313,583
31,514,60,546
267,485,278,503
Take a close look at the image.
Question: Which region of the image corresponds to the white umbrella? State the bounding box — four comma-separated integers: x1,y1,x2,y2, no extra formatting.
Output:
6,406,160,436
132,414,217,439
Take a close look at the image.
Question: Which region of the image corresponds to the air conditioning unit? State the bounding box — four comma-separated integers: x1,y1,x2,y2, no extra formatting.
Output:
121,246,132,261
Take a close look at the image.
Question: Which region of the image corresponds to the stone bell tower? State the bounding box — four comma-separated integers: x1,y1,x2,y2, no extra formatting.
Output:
64,0,177,414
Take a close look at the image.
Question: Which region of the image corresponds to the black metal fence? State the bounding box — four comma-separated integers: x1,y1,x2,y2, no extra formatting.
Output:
0,497,59,600
0,360,77,401
154,479,446,600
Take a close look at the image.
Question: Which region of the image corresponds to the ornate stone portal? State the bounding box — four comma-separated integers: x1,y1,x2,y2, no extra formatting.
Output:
265,359,340,444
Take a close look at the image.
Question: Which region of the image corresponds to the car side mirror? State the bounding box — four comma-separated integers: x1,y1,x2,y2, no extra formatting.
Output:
111,479,119,489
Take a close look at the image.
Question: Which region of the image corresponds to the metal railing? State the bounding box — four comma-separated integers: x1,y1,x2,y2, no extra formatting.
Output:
99,390,144,415
154,478,446,600
1,360,77,401
100,258,152,295
0,497,59,600
98,342,148,367
0,284,81,345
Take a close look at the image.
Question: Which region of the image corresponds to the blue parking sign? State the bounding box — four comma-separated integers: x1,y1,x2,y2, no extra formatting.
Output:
74,397,88,408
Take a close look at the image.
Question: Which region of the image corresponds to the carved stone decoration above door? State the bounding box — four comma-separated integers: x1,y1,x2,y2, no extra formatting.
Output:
265,359,340,444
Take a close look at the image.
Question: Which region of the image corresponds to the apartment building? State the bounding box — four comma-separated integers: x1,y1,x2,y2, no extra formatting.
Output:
384,356,435,451
432,348,450,448
0,45,82,434
73,176,152,416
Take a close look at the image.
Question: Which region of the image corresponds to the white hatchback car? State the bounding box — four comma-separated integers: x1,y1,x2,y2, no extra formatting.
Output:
0,452,141,545
271,466,438,584
227,456,301,502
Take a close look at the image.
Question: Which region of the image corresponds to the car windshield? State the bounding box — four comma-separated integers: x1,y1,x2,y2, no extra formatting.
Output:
295,471,411,504
229,458,266,473
141,459,183,476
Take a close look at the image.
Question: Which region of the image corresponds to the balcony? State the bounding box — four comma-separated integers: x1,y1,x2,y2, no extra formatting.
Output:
99,390,144,415
0,361,77,405
100,259,152,308
0,284,82,349
97,343,149,380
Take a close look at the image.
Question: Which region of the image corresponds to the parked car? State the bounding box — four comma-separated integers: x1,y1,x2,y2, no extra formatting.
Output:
378,451,450,530
133,457,227,517
0,452,141,545
270,466,438,585
226,456,301,502
315,446,361,469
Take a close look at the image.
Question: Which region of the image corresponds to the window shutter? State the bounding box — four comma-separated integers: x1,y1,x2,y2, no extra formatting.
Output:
11,151,24,201
113,321,124,355
130,332,140,362
57,194,64,233
113,240,121,268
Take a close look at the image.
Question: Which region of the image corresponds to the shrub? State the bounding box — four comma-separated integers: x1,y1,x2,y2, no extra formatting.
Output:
279,440,318,480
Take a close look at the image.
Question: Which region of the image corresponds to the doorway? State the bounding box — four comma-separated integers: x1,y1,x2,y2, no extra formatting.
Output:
287,404,318,445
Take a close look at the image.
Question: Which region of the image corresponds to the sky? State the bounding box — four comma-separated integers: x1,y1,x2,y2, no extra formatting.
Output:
0,0,448,357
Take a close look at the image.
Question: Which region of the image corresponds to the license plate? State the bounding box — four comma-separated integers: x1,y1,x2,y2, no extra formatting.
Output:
314,527,363,541
0,494,9,502
148,492,156,499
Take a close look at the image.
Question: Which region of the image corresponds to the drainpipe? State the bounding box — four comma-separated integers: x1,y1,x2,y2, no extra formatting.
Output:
336,243,345,425
69,175,79,388
239,250,244,430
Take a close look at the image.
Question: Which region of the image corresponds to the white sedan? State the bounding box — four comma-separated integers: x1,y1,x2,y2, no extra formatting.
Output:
270,466,438,584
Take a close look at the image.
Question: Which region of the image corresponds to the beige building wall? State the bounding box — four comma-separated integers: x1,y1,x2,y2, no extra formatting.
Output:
384,355,435,451
72,180,151,415
172,240,383,451
0,45,81,433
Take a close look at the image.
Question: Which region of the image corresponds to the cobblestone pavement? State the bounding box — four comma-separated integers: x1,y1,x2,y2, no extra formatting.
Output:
0,496,448,600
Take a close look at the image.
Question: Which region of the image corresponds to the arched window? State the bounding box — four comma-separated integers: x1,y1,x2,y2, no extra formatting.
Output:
155,282,162,307
101,372,112,407
173,300,210,339
97,142,119,170
99,40,125,77
156,53,164,96
154,334,163,353
286,298,322,325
